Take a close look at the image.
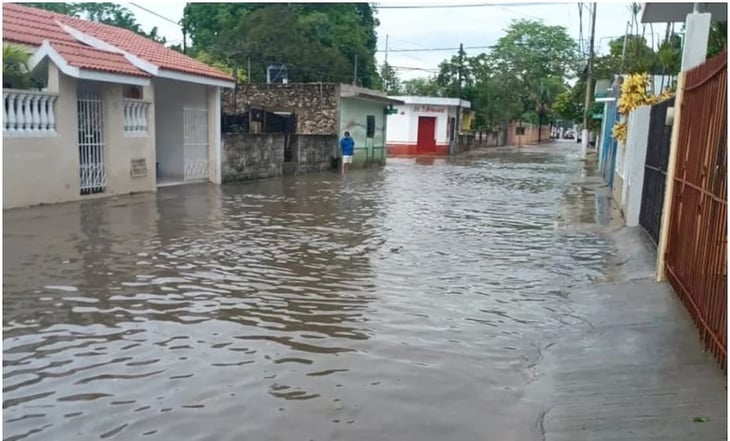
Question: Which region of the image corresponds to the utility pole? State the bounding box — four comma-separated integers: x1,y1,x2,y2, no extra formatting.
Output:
453,43,464,155
383,35,389,92
582,2,597,152
385,34,389,65
353,54,358,86
620,20,631,72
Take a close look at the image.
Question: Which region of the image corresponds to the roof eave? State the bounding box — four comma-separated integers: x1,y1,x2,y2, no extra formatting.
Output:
156,68,235,88
345,92,404,105
641,2,727,23
30,40,151,86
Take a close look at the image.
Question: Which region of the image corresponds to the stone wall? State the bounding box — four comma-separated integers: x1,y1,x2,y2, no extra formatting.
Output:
222,133,337,183
223,83,339,135
296,135,338,174
222,133,285,182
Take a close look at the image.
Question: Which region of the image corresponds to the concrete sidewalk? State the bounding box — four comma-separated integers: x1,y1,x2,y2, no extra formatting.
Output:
527,151,727,441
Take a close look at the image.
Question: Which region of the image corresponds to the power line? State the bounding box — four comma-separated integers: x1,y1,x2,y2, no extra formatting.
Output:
128,2,180,26
377,2,566,9
391,65,440,72
376,45,493,53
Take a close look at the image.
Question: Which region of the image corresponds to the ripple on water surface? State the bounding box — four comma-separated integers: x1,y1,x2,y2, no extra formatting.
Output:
3,146,612,440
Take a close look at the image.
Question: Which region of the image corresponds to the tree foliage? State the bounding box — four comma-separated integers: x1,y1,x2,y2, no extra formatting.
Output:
394,20,578,131
401,77,440,96
3,44,33,89
26,3,166,43
378,62,401,95
182,3,380,87
708,21,727,58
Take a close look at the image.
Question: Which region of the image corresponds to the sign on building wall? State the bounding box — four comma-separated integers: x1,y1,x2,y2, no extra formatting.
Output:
413,105,446,113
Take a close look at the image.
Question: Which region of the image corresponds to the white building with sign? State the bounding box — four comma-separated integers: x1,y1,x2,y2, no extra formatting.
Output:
385,96,471,156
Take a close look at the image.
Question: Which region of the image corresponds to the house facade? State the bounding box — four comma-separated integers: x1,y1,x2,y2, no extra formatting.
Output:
339,85,403,166
385,96,471,156
2,3,234,209
221,83,402,179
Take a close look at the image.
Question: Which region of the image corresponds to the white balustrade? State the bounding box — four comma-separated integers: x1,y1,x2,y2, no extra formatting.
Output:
3,90,58,136
123,99,150,136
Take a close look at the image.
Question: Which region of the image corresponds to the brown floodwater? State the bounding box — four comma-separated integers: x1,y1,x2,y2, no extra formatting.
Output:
4,144,612,441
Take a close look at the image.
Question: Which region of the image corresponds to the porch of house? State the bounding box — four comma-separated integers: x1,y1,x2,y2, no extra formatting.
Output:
3,62,158,209
3,70,223,209
153,78,221,187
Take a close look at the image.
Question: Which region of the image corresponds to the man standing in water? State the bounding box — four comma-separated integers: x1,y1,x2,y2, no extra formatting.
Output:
339,131,354,174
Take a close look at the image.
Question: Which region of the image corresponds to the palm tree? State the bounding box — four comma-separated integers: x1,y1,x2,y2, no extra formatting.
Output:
3,44,32,89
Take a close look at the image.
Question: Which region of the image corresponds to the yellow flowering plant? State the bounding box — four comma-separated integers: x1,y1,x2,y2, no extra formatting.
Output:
612,73,675,143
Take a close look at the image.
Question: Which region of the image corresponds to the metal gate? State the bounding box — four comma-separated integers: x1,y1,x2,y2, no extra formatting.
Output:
665,51,727,369
78,91,106,195
639,97,674,244
183,108,209,181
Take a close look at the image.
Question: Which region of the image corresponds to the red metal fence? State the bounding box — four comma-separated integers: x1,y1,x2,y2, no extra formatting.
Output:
665,51,727,370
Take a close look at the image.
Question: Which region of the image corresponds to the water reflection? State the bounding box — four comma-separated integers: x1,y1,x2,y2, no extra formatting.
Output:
4,145,613,440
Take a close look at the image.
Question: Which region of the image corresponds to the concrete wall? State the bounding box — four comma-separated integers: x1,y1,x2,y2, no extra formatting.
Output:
4,66,157,209
506,122,552,146
472,130,506,148
222,133,285,182
154,78,183,179
102,82,156,196
4,64,78,209
154,78,208,180
296,135,338,173
623,105,652,226
221,133,336,182
338,97,388,166
386,103,455,155
224,83,339,135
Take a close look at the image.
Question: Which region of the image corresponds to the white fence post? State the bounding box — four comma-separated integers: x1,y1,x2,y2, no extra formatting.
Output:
3,90,58,136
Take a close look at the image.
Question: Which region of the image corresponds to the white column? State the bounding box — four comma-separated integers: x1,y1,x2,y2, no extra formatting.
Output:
214,87,222,184
681,12,712,71
30,94,41,132
21,94,32,135
48,96,57,133
624,105,651,227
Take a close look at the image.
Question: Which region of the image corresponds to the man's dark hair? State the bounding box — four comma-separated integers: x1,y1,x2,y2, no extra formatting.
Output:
344,131,350,136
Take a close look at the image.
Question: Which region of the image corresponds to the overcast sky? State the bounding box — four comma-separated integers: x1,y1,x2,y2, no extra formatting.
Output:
123,1,669,81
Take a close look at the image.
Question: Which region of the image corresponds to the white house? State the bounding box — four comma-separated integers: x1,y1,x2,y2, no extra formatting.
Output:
2,3,234,209
385,96,471,156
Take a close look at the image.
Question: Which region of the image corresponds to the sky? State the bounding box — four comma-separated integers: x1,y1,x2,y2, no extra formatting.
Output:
122,1,670,81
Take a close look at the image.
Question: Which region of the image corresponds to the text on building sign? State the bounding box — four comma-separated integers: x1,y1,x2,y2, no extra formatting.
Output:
413,105,446,113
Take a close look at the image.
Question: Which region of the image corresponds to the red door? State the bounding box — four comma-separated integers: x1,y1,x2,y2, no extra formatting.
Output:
417,116,437,154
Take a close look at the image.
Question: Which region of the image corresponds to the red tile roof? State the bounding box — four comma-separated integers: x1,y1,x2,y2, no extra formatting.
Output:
50,41,150,78
2,3,233,82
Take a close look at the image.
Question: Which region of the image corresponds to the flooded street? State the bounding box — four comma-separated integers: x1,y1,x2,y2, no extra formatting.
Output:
4,144,614,441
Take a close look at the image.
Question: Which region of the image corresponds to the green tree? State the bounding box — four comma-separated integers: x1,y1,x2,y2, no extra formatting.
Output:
656,33,682,76
708,21,727,58
552,89,581,122
3,44,33,89
26,3,166,43
488,19,579,122
607,35,657,74
182,3,380,87
378,62,401,95
401,77,440,96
